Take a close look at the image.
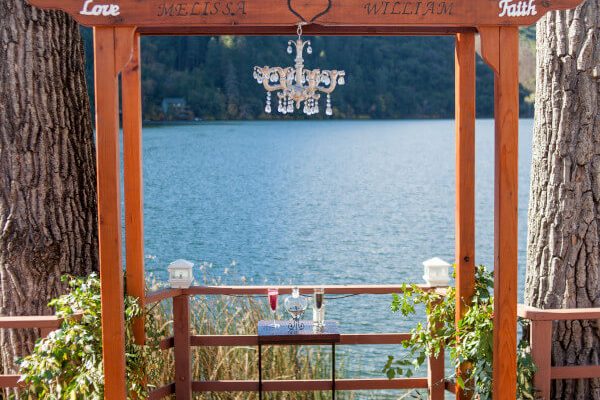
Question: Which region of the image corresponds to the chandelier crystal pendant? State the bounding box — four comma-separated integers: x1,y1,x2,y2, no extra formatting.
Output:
253,24,346,116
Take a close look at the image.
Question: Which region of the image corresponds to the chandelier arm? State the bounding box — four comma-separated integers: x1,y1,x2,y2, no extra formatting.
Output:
316,82,338,94
262,82,286,92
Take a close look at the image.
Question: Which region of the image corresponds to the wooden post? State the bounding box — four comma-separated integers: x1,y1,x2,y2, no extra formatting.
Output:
122,33,146,345
174,295,192,400
492,26,519,400
530,320,552,400
455,31,476,400
93,26,127,399
428,300,445,400
427,345,445,399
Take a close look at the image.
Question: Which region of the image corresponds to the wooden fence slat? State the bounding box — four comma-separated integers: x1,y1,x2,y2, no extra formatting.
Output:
0,375,22,389
518,305,600,321
191,378,428,392
173,295,192,400
530,320,552,400
189,333,411,347
145,288,182,305
148,382,175,400
551,366,600,380
0,316,62,329
184,284,443,296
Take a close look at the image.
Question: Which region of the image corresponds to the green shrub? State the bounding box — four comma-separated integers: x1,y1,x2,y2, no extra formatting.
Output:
383,266,536,400
16,274,161,399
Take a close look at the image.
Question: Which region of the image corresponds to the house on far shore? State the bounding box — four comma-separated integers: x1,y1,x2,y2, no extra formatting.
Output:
161,97,195,121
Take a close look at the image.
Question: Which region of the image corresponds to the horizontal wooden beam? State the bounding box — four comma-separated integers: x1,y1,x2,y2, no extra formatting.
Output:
27,0,584,30
551,366,600,380
189,333,411,347
445,379,456,393
145,288,182,305
138,25,475,36
192,378,428,392
145,284,446,303
148,382,176,400
0,375,22,389
184,284,443,296
518,304,600,321
0,316,63,329
159,336,175,350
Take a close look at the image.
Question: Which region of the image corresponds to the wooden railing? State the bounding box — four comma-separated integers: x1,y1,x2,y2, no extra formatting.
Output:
0,315,65,389
146,284,450,400
518,304,600,400
0,285,452,398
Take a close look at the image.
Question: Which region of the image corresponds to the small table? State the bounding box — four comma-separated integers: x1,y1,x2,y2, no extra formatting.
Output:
257,320,340,400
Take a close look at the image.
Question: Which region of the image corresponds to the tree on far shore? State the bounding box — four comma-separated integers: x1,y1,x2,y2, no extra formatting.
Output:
526,0,600,398
0,0,98,390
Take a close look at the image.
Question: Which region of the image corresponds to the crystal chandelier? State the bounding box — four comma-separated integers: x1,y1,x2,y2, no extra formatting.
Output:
253,24,346,116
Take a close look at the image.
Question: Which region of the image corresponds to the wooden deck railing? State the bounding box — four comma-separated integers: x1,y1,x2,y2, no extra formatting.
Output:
146,284,450,400
0,315,65,389
518,304,600,400
0,285,452,398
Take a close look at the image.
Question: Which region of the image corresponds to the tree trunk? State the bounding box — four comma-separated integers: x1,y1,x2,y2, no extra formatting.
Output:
0,0,98,383
525,1,600,398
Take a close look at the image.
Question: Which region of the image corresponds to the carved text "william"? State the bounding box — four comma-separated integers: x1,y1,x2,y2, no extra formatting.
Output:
363,1,454,16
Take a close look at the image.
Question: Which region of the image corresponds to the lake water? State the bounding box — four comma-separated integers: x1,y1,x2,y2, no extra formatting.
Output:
140,119,533,394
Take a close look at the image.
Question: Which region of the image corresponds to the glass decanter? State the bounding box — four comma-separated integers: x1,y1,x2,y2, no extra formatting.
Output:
284,287,308,329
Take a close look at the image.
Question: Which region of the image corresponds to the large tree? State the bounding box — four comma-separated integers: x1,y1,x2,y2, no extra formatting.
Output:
525,0,600,398
0,0,98,382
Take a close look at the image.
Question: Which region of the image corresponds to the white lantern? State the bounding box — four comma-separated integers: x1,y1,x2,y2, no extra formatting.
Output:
422,257,451,287
168,259,194,289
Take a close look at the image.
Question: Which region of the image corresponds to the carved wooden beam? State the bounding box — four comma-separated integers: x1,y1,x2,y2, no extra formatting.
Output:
27,0,584,30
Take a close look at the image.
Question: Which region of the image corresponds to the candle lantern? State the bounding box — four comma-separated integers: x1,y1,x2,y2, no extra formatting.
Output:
422,257,451,287
168,259,194,289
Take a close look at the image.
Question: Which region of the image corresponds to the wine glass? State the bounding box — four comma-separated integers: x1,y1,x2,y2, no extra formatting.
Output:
267,288,280,328
313,288,325,329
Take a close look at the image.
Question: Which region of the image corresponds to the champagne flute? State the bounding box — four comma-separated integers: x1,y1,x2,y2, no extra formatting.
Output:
267,288,280,328
313,288,325,329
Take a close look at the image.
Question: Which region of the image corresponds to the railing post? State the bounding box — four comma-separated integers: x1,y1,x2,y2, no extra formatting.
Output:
530,320,552,400
428,301,445,400
428,347,445,399
174,294,192,400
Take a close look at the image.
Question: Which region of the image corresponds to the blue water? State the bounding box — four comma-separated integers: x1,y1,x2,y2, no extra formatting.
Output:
139,119,533,390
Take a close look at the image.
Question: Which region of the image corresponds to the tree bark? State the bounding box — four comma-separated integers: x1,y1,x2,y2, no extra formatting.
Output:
526,1,600,398
0,0,98,383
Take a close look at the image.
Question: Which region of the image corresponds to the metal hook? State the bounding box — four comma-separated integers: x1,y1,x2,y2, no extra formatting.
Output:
297,22,306,38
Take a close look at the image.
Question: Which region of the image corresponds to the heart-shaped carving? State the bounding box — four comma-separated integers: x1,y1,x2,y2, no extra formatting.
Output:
288,0,332,22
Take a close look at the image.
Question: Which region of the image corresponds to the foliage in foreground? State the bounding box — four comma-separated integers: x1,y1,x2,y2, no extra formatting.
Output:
17,274,158,399
383,266,536,400
16,272,346,400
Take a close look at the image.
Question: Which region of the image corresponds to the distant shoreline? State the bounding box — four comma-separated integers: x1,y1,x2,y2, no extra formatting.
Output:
142,117,533,127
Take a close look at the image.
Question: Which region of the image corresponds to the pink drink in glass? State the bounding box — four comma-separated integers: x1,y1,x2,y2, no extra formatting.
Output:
267,288,279,328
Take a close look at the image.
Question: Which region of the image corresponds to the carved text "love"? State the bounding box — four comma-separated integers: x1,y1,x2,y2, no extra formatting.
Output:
80,0,121,16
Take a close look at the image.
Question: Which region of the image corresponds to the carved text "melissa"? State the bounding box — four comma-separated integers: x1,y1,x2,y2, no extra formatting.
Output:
157,1,247,17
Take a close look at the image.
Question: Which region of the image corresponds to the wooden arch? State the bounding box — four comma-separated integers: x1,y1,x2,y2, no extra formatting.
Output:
24,0,584,399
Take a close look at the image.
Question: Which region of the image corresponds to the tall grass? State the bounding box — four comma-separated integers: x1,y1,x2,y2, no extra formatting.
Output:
145,273,354,400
